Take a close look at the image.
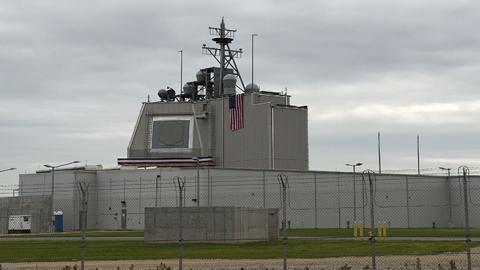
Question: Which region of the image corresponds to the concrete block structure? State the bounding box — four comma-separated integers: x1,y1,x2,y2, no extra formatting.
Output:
144,207,278,243
0,196,51,234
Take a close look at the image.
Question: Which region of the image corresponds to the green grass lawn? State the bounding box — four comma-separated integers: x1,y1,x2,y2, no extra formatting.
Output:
287,228,480,238
0,240,475,262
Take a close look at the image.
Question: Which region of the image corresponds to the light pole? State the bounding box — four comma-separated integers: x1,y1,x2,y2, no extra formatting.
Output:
439,166,451,177
346,162,363,223
0,167,16,173
44,161,80,230
251,33,258,86
193,157,200,207
439,166,452,226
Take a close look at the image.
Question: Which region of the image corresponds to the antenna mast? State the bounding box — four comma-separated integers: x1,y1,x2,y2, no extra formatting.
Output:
202,18,246,95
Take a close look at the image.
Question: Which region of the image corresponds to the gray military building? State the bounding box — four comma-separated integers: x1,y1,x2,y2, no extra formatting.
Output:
121,19,308,170
122,90,308,170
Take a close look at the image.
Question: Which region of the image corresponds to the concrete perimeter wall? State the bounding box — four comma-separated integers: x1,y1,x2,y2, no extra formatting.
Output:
18,167,480,231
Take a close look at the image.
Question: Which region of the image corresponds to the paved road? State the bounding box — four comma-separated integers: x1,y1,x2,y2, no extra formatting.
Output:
1,236,479,241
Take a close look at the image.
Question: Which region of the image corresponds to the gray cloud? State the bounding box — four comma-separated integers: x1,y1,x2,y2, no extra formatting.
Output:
2,0,480,186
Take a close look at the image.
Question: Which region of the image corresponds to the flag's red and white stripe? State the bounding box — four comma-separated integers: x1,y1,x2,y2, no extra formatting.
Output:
117,157,215,167
229,94,244,131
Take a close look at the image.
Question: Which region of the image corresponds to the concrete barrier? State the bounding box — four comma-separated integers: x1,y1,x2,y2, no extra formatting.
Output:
144,207,278,243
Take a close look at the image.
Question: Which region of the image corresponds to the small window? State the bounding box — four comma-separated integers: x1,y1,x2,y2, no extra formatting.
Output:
23,216,29,222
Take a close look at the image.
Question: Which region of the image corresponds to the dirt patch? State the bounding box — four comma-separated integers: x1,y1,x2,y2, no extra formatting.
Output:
3,248,479,270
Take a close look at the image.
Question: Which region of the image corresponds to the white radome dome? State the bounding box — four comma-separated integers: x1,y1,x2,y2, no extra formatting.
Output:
245,83,260,92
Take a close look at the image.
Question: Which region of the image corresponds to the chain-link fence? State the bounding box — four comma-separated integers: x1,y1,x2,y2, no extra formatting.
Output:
0,166,479,270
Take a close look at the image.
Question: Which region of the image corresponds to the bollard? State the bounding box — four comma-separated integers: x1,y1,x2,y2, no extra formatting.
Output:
359,222,364,238
377,221,387,240
353,221,357,239
353,221,364,240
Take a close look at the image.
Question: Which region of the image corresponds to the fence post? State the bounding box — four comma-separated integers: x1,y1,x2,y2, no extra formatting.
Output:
174,176,185,270
155,174,161,207
362,176,366,231
207,169,211,206
405,176,410,228
459,166,471,270
77,181,89,270
277,174,288,270
263,170,266,208
314,172,318,229
363,170,376,270
337,173,341,229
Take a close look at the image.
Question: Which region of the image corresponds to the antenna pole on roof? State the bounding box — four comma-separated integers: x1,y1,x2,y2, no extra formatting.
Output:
251,33,258,86
202,18,245,96
179,50,183,95
219,18,225,94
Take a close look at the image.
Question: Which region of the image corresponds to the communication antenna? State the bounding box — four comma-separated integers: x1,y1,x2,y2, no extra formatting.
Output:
202,18,246,94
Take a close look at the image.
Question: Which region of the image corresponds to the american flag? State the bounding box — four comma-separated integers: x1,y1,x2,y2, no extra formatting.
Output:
229,94,244,131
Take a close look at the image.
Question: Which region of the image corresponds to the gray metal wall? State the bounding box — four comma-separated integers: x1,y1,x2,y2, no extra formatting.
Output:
18,167,475,231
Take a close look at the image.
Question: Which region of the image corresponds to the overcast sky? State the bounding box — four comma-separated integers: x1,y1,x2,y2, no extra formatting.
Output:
1,0,480,187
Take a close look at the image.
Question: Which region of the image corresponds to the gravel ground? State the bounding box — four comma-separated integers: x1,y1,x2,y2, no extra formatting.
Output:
3,248,479,270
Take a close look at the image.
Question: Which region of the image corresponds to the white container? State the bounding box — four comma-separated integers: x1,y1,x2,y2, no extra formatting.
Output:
8,215,32,233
